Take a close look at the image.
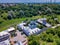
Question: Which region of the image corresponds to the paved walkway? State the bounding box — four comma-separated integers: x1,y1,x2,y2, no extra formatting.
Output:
10,30,28,45
16,30,28,45
51,24,60,28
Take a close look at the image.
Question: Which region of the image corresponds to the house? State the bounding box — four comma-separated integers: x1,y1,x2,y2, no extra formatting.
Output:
0,31,10,45
37,18,51,27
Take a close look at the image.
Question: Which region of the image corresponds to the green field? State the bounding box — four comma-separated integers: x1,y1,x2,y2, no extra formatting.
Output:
0,15,42,31
0,4,60,32
0,15,60,32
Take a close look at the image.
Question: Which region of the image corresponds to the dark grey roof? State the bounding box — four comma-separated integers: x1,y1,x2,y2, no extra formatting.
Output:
0,34,9,42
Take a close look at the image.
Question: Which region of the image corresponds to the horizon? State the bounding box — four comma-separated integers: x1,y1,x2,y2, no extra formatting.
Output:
0,0,60,3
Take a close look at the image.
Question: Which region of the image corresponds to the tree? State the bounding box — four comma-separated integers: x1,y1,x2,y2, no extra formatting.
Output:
28,35,40,45
29,40,40,45
7,15,12,20
56,39,60,45
46,28,56,35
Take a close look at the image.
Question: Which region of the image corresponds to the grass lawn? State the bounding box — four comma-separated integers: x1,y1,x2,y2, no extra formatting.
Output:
0,15,42,32
0,15,60,32
57,15,60,21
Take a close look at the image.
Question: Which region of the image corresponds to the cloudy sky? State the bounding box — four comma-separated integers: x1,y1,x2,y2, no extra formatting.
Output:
0,0,60,3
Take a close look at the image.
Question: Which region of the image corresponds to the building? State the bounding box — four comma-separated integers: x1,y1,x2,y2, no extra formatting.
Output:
16,30,28,45
17,23,26,30
17,22,41,36
9,30,28,45
37,18,51,27
7,27,16,34
6,27,28,45
17,18,52,36
28,21,37,29
0,31,10,45
0,26,28,45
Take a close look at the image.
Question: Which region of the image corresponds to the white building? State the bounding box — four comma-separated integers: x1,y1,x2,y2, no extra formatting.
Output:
6,27,27,45
7,27,15,32
0,31,10,45
17,23,41,36
37,18,51,27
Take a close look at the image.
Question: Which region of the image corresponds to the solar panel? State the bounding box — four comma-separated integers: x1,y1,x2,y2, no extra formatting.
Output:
0,35,9,42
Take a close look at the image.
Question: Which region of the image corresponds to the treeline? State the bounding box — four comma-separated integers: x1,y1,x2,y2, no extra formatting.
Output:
28,27,60,45
0,4,60,23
